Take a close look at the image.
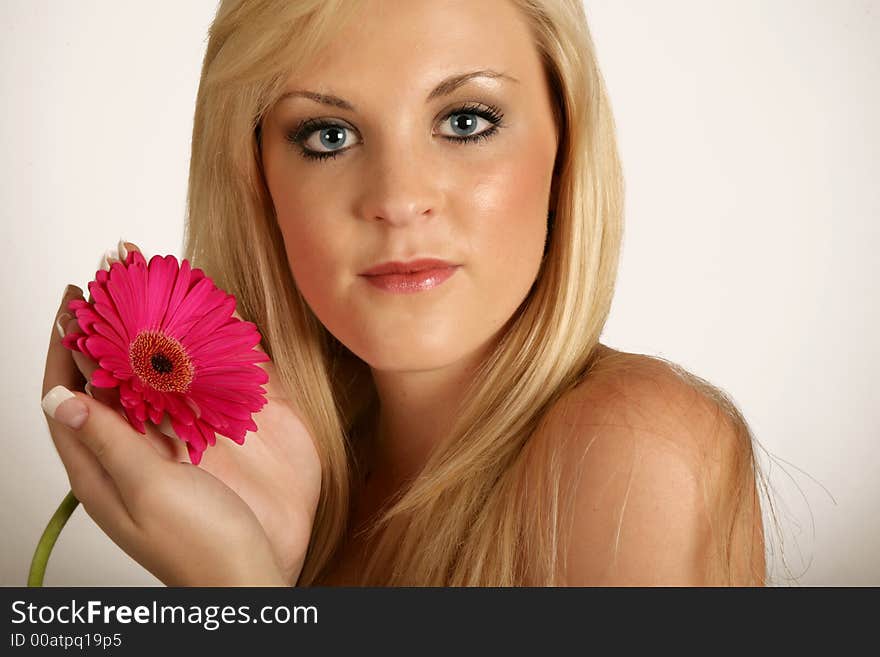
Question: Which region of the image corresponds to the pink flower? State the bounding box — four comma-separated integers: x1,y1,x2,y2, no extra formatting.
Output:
61,250,270,465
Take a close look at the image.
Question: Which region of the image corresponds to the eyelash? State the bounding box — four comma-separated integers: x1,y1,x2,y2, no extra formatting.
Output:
286,102,506,162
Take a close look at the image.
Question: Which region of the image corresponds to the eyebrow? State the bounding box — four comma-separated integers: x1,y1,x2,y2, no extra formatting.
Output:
276,69,519,111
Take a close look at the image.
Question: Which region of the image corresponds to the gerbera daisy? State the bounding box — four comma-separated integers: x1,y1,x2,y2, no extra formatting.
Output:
61,250,270,465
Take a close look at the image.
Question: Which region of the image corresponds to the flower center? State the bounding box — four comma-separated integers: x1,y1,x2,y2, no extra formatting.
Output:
130,330,194,393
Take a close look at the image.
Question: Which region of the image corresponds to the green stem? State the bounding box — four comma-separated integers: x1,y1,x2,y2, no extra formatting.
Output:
28,490,79,587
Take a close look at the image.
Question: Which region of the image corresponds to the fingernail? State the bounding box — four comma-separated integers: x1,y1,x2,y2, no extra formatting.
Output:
98,248,118,272
84,382,94,398
41,385,89,430
56,312,71,339
117,238,129,262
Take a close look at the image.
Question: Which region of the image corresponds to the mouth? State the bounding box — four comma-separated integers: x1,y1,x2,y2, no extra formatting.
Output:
358,263,460,294
359,258,457,276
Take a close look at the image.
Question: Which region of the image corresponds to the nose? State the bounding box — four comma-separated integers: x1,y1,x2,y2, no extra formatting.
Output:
354,142,444,227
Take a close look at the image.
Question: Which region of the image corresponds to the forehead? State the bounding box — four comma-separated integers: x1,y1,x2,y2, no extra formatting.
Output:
286,0,540,96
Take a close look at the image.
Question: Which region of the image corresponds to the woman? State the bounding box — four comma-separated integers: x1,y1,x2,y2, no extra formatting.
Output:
41,0,768,586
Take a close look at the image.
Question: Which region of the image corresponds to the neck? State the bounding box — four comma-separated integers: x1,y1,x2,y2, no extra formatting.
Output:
362,341,497,487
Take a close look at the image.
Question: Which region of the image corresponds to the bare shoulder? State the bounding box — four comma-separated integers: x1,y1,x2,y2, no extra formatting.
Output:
556,345,746,461
534,344,765,586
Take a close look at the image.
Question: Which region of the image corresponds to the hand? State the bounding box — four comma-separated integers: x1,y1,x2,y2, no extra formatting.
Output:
46,243,323,585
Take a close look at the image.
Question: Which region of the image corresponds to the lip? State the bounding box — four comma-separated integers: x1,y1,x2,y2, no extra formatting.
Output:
359,258,456,276
359,260,460,294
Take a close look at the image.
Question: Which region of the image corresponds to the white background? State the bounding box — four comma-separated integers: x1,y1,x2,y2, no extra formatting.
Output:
1,1,877,586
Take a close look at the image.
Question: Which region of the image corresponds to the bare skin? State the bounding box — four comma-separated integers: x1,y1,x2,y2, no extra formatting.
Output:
260,0,558,513
316,343,766,586
317,347,623,586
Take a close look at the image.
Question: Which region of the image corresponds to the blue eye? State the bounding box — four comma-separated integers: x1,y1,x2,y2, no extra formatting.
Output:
286,102,506,162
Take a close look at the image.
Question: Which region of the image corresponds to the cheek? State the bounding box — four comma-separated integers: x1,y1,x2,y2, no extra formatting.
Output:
468,146,550,314
276,211,326,280
273,202,349,322
262,143,348,301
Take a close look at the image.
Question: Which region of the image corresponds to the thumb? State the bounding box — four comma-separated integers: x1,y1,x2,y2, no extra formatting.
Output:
41,386,160,500
41,385,89,431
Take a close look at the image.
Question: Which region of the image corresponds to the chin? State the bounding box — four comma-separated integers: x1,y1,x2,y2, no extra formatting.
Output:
348,335,468,373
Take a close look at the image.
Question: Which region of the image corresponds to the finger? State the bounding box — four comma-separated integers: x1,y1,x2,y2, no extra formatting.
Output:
100,238,142,269
72,350,95,384
63,317,98,384
47,442,136,556
122,240,142,256
59,441,135,546
41,389,135,536
116,240,142,266
42,388,142,579
150,418,190,462
59,313,122,414
50,278,137,539
43,285,86,398
46,389,165,506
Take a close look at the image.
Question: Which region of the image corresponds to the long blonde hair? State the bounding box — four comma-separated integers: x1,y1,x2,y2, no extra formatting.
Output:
184,0,771,585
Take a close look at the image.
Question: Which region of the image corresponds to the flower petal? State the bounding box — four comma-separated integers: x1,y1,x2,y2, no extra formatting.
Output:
124,407,146,434
180,294,236,344
196,420,217,447
145,255,177,330
64,250,266,465
61,331,83,352
91,368,119,388
158,258,192,332
147,404,164,425
93,300,130,344
107,259,146,332
163,393,196,425
186,442,203,466
162,277,215,337
84,334,125,361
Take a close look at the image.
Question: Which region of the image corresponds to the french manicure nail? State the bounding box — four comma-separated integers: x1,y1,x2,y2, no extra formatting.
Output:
117,238,128,262
99,248,119,271
56,312,71,339
41,385,89,430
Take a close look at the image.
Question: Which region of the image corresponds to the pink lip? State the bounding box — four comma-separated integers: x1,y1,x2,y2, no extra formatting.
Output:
360,258,456,276
359,265,460,294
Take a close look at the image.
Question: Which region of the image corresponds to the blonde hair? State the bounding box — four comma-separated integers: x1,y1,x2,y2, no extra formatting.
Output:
184,0,772,585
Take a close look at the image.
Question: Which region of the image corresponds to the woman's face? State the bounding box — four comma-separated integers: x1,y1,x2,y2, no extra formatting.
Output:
260,0,558,371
